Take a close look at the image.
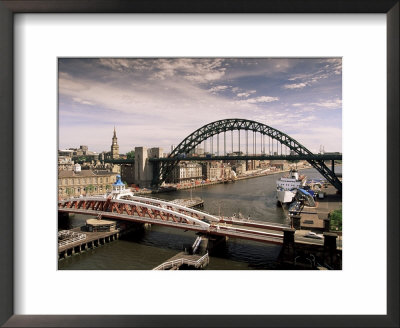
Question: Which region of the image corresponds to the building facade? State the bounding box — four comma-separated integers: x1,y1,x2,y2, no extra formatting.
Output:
202,162,233,181
171,162,203,184
58,167,118,198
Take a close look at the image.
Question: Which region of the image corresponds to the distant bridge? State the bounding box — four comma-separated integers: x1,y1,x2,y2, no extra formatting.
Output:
58,196,288,245
104,154,341,165
102,119,342,191
155,119,342,191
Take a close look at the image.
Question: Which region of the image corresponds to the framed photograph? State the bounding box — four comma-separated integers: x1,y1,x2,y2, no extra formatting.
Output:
1,1,398,327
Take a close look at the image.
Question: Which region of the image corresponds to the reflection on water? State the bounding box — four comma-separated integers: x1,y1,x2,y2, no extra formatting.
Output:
58,167,340,270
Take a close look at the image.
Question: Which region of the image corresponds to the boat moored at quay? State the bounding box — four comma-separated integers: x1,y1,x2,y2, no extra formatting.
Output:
276,169,307,205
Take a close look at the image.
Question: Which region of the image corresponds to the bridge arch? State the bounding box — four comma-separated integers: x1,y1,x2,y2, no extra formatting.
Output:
158,118,341,191
58,197,211,229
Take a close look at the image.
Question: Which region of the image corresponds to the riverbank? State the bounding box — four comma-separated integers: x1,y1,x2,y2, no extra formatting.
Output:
59,167,333,270
136,165,314,195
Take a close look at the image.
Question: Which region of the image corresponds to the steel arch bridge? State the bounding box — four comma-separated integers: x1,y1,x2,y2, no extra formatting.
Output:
156,118,342,191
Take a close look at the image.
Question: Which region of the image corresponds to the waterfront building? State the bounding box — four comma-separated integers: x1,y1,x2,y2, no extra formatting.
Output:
202,162,233,181
202,162,222,181
259,160,270,168
269,160,290,171
232,162,246,175
58,165,118,198
171,162,203,183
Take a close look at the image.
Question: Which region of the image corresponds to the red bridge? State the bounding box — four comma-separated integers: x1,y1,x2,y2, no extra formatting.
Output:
58,196,289,245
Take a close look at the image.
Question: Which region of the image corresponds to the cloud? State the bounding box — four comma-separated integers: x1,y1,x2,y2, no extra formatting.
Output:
208,85,229,93
236,90,256,98
58,58,341,153
237,92,250,97
311,99,342,109
72,97,95,106
284,59,342,90
283,82,308,89
97,58,228,83
245,96,279,103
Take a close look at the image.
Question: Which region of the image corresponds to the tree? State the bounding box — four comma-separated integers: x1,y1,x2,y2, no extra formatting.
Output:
66,187,74,197
86,184,95,195
329,208,342,231
105,184,111,191
126,150,135,159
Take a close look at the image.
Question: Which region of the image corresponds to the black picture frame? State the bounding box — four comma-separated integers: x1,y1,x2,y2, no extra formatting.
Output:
0,1,398,327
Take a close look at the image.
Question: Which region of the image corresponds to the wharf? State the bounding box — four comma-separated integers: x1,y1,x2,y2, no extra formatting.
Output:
170,198,204,208
149,166,311,194
313,184,342,220
152,252,209,270
58,226,120,259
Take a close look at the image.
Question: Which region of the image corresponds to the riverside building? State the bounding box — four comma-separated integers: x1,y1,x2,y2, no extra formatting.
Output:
58,164,118,198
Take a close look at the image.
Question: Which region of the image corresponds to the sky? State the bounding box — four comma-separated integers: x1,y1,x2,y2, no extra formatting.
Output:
58,58,342,154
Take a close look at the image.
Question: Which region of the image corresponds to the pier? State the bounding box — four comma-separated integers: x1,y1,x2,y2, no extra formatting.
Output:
170,198,204,208
153,252,209,270
153,235,210,270
58,226,120,260
58,217,147,260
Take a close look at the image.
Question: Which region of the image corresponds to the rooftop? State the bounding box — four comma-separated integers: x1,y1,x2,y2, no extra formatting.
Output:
86,218,116,226
58,170,116,178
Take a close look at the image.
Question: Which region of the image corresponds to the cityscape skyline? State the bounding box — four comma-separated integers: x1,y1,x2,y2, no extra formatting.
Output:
59,58,342,154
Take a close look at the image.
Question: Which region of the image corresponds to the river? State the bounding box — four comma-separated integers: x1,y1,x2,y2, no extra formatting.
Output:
58,166,341,270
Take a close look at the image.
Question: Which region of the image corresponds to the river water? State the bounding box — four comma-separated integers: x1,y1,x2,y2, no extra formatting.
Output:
58,166,340,270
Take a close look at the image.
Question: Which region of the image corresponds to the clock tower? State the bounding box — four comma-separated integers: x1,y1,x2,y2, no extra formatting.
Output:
111,126,119,159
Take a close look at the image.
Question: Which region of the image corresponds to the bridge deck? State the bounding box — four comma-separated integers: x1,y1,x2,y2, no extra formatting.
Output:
219,217,288,231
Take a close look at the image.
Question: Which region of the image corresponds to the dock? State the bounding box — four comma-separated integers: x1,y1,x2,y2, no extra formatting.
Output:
152,252,209,270
58,226,120,260
170,198,204,208
152,235,209,270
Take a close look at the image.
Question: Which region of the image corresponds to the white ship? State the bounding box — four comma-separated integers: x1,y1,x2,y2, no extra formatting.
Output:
276,169,306,204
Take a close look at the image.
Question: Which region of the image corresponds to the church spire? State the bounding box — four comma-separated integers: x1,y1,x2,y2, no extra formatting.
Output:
111,126,119,159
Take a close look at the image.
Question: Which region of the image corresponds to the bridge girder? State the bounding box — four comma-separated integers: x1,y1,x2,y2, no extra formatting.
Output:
59,197,211,229
156,118,342,191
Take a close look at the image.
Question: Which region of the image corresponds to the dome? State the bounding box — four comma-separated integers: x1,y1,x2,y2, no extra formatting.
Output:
113,175,125,186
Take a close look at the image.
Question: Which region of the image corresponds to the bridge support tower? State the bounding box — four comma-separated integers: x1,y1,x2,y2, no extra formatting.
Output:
280,228,296,265
290,215,301,230
206,234,227,255
323,232,340,269
58,212,69,220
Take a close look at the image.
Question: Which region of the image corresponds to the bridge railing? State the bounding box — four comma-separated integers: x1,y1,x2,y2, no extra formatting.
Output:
153,252,209,270
59,206,211,231
192,236,202,253
120,194,220,222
